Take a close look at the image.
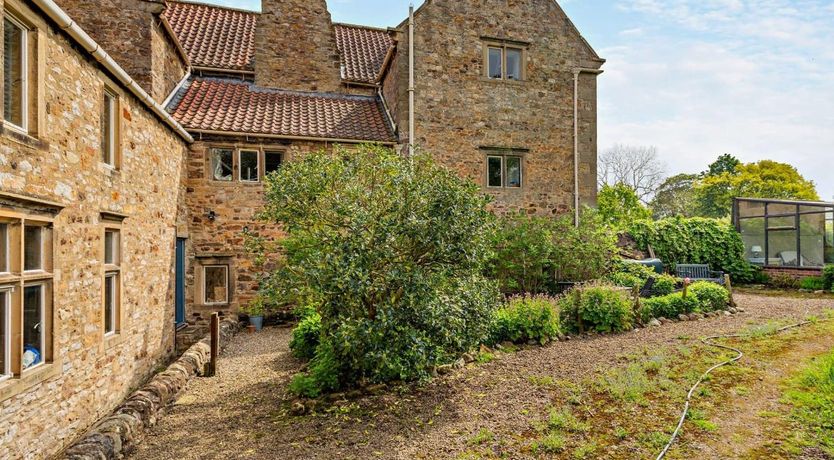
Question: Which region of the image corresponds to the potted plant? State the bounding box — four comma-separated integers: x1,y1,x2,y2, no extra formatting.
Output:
243,297,266,332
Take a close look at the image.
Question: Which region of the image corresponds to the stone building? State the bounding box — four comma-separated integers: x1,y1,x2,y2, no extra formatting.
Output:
0,0,601,456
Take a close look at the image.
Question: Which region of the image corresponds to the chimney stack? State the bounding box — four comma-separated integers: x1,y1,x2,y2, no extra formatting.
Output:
254,0,343,92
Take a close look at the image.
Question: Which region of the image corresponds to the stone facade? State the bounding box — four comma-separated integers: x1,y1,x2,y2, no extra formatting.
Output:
53,0,187,103
254,0,342,92
386,0,603,215
0,0,190,458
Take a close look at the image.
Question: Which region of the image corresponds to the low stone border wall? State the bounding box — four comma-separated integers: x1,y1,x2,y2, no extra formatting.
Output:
61,318,241,459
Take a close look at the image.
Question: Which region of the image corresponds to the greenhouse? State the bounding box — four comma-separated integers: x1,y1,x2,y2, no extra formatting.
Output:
733,198,834,268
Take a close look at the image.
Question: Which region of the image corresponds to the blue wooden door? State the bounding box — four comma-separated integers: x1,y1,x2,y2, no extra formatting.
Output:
175,238,186,327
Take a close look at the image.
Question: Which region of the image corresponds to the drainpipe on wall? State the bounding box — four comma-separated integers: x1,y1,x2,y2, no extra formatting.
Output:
408,4,415,160
573,68,603,227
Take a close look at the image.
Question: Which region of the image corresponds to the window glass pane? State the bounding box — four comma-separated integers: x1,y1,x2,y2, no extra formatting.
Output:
0,290,7,376
768,230,798,267
104,230,119,265
264,151,283,176
23,285,43,370
104,275,115,334
0,223,7,273
505,48,522,80
799,212,825,267
768,215,795,230
506,156,521,188
739,217,765,265
3,18,25,128
24,225,42,271
204,266,228,304
239,150,259,182
737,200,765,218
488,48,502,79
101,93,114,165
210,149,233,181
767,203,796,217
487,157,502,187
826,212,834,264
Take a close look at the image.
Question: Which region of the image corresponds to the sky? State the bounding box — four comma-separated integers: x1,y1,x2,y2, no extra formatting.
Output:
200,0,834,200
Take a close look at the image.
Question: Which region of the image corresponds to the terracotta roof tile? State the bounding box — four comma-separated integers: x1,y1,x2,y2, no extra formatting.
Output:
168,78,396,142
334,24,393,83
164,1,257,71
163,2,394,83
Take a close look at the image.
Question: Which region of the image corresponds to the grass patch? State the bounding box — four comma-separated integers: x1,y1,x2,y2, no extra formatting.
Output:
528,375,555,387
547,407,590,433
599,362,652,404
782,347,834,455
531,432,565,454
468,428,495,446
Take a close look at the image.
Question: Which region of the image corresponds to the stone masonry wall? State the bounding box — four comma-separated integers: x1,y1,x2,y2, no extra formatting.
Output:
183,139,334,323
151,18,188,103
254,0,343,92
0,2,190,457
388,0,603,216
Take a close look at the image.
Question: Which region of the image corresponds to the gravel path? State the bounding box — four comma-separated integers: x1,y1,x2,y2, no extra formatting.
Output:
129,294,834,460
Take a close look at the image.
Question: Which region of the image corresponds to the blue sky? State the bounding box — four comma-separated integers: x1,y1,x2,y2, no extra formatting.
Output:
201,0,834,200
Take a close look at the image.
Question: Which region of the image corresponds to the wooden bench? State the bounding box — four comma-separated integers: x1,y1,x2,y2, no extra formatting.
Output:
675,264,725,285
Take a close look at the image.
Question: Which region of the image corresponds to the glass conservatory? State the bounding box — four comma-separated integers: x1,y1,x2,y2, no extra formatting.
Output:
733,198,834,268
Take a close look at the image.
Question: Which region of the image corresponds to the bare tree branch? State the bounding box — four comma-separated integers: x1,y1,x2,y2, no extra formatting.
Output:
598,144,666,203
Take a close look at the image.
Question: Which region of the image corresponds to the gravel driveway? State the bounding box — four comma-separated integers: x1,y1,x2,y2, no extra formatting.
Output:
129,293,834,460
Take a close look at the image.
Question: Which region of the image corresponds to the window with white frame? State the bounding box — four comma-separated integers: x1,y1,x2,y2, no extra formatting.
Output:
0,287,10,380
203,265,228,305
238,150,260,182
103,228,120,335
101,90,118,167
3,14,28,131
486,154,523,189
485,43,525,81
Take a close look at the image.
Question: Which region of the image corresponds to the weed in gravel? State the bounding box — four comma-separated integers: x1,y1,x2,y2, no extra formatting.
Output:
528,375,555,387
468,428,495,446
639,431,670,450
477,352,496,364
733,385,751,396
572,441,599,459
531,432,566,454
614,426,629,440
547,407,590,433
600,363,651,404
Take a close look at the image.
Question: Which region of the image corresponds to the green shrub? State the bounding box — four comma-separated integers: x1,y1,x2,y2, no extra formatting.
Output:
257,146,499,393
289,313,322,360
641,296,671,321
628,217,756,283
800,276,825,291
769,273,800,290
489,296,561,345
689,282,730,312
823,265,834,291
652,274,678,297
561,283,633,333
606,261,678,298
489,210,617,293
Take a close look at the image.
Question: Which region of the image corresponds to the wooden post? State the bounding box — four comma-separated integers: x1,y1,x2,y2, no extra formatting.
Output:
725,274,737,308
632,285,642,325
208,313,219,377
682,278,690,299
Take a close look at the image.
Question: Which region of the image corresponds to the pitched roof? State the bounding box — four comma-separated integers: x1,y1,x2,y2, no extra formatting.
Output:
162,2,394,83
334,24,393,84
164,1,257,72
167,78,396,143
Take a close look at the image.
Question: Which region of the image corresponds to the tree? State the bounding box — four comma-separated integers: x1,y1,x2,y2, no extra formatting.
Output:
598,144,666,203
597,183,652,228
706,154,741,177
650,173,699,219
695,160,820,218
257,145,499,396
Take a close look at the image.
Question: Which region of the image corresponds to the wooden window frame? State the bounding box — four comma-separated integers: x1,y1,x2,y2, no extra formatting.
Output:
485,153,524,189
482,40,527,82
237,149,260,183
102,226,121,337
201,264,229,306
101,88,120,169
209,147,234,182
0,287,10,381
3,12,28,134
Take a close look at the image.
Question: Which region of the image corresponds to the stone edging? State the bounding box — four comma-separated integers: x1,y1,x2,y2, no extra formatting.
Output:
61,318,242,459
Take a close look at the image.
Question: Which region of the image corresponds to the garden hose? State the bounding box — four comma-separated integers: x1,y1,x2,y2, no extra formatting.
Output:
655,318,824,460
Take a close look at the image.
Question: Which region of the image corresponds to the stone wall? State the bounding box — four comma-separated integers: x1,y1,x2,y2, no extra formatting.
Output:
254,0,342,92
0,1,190,457
53,0,187,103
183,138,334,323
387,0,603,215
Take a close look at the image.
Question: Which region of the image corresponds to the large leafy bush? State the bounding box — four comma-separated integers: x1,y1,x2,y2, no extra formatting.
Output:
289,313,321,360
560,283,633,333
628,217,755,282
489,296,561,345
640,283,729,321
258,145,499,395
605,260,678,297
823,265,834,291
489,210,617,294
688,282,730,312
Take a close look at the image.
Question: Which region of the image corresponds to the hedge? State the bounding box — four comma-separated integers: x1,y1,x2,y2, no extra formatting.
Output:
560,283,633,333
489,296,561,345
628,217,756,283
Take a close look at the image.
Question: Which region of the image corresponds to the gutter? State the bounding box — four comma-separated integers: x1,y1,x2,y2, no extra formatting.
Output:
573,67,603,227
162,70,191,109
190,128,397,146
31,0,194,143
408,5,415,157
